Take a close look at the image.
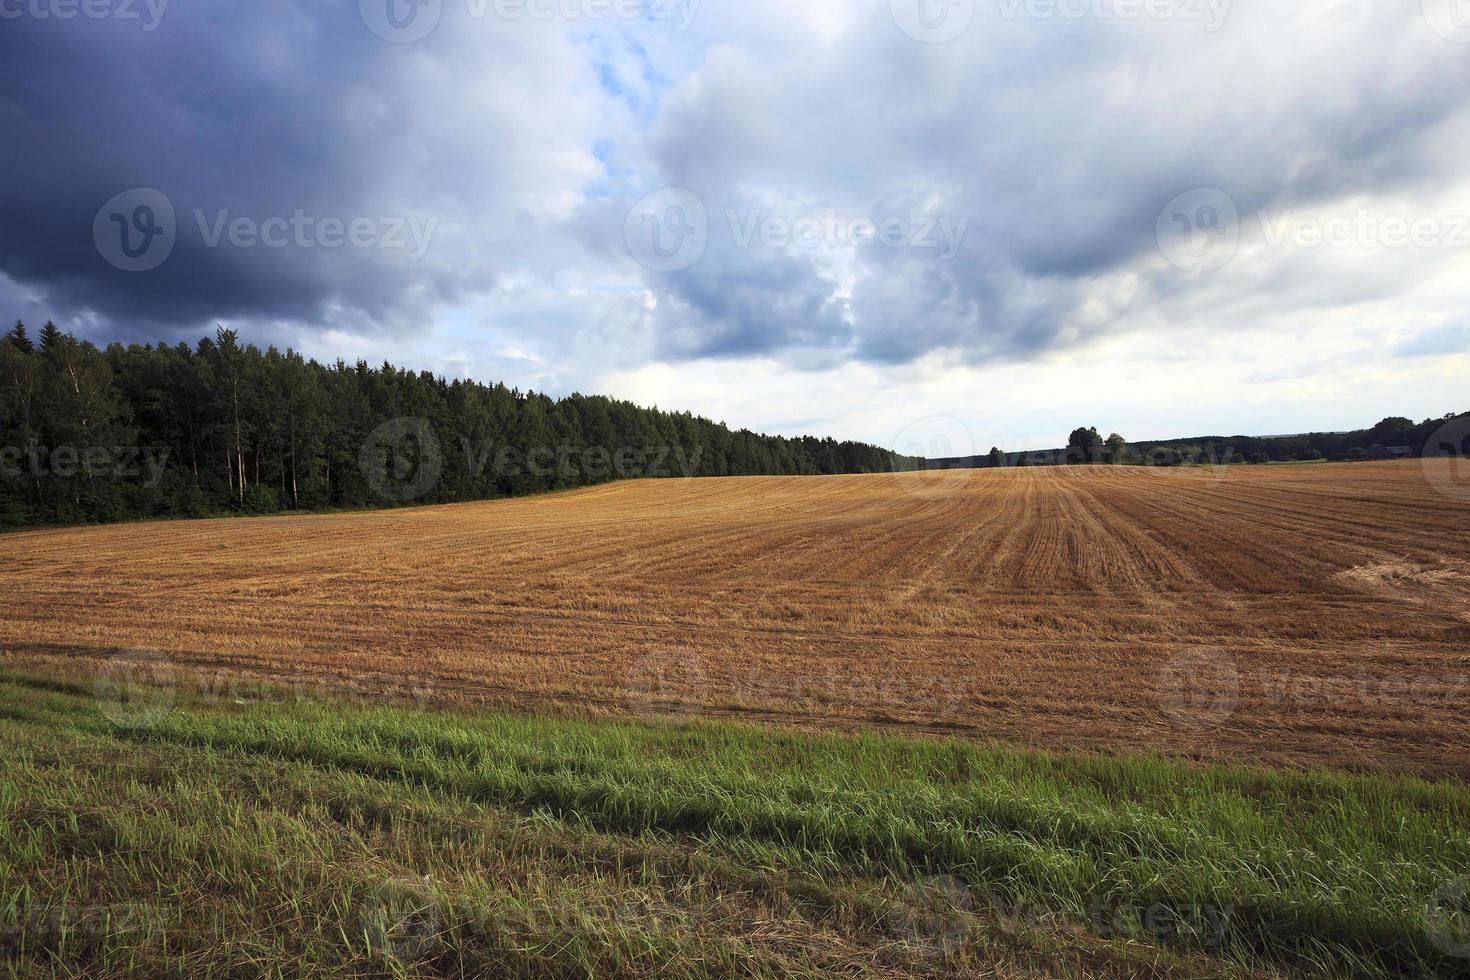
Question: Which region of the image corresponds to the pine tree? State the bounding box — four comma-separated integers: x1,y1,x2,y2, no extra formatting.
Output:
38,321,63,353
7,321,33,353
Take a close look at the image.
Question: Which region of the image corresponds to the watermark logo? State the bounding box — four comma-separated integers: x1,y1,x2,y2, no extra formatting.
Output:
889,876,977,956
625,647,708,719
1424,415,1470,502
892,415,978,466
890,0,974,43
360,0,442,42
1422,0,1470,43
94,650,178,728
360,417,444,503
1156,646,1238,731
361,877,443,961
888,416,979,495
625,188,708,273
94,188,176,273
1157,188,1239,273
1427,877,1470,959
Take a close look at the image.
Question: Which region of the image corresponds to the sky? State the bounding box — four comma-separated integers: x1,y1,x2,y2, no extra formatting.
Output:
2,0,1468,455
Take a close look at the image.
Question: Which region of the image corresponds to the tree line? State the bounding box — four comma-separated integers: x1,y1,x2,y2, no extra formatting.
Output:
937,417,1467,470
1121,415,1469,466
0,322,920,529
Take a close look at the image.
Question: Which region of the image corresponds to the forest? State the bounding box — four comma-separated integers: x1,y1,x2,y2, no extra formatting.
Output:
938,416,1467,468
0,322,919,529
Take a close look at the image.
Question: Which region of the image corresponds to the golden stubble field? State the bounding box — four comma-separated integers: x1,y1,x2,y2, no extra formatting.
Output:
4,461,1469,776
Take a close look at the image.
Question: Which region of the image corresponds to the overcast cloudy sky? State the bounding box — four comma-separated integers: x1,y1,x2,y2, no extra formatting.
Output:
2,0,1468,452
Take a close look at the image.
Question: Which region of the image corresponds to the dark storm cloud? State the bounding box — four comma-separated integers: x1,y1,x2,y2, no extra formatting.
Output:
0,0,589,343
2,6,381,335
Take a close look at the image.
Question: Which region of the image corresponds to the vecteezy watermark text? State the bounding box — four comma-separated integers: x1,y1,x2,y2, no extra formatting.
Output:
995,0,1230,30
990,892,1234,948
0,444,171,488
460,439,704,483
1157,646,1469,733
891,0,1229,44
624,646,979,724
0,0,169,30
94,649,438,729
1257,209,1470,251
0,902,172,943
359,0,699,43
194,210,437,260
727,209,970,260
1158,188,1470,272
359,416,709,503
477,0,697,27
624,189,970,273
94,188,438,272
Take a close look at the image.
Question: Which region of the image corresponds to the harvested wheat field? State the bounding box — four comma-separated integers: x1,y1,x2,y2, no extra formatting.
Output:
4,460,1469,776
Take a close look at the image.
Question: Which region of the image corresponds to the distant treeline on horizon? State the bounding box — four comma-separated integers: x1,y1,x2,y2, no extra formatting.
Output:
933,415,1468,470
0,322,920,529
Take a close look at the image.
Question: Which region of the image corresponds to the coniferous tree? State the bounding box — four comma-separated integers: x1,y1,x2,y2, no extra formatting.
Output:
7,321,33,353
37,321,63,353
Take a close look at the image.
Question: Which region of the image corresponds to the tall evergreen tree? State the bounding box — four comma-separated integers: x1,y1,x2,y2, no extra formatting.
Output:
7,321,32,353
37,321,63,353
